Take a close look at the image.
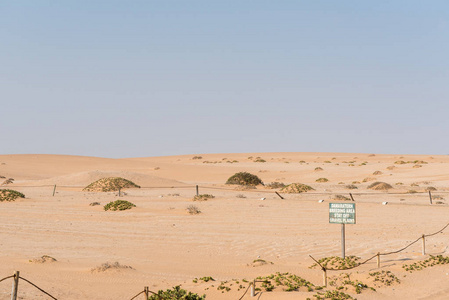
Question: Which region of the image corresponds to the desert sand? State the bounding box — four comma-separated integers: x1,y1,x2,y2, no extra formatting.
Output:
0,152,449,299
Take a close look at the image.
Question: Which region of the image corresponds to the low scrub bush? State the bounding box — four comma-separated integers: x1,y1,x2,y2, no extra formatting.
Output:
193,194,214,201
104,200,136,211
316,178,329,183
226,172,263,186
280,183,314,194
83,177,140,192
149,286,205,300
0,189,25,202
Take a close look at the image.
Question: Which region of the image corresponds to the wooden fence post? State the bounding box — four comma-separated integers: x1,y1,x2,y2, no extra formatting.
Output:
52,185,57,196
196,185,199,196
422,234,426,255
349,193,355,201
250,280,255,297
377,253,380,268
428,191,433,205
275,191,284,199
11,271,19,300
144,286,149,299
323,268,327,287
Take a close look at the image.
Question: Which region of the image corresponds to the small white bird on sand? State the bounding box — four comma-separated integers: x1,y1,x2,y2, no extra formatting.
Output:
382,202,388,205
318,200,324,203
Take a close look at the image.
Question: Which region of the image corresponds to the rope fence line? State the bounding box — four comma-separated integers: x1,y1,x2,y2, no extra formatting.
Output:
310,221,449,286
19,276,58,300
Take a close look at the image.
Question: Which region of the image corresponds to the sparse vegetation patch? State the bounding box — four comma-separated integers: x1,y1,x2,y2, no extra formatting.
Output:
193,194,214,201
0,189,25,202
226,172,263,186
104,200,136,211
316,178,329,183
280,183,314,194
310,256,361,270
83,177,140,192
367,182,393,190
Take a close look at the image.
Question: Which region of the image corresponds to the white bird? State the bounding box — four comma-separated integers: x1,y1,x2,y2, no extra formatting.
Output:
318,200,324,203
260,197,266,200
382,202,388,205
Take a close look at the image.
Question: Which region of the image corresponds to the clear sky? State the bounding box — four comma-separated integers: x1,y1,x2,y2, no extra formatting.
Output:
1,1,448,158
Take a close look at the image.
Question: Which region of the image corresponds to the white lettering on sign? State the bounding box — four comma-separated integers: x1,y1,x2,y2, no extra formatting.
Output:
329,203,356,224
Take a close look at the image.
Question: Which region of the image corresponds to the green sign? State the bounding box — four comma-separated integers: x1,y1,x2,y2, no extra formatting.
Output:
329,203,356,224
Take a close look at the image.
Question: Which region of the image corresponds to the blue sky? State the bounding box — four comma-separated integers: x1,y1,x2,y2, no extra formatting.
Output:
1,1,448,158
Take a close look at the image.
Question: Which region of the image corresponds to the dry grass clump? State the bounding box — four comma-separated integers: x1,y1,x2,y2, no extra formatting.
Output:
265,182,286,189
367,182,393,190
362,177,376,182
314,167,323,171
0,189,25,202
372,171,383,175
316,178,329,183
89,202,101,206
236,194,246,198
187,205,201,214
386,166,395,170
30,255,57,263
226,172,263,186
333,194,351,201
280,183,314,194
345,185,358,190
394,160,407,165
352,181,361,184
426,186,437,191
192,156,203,160
83,177,140,192
413,164,422,168
1,178,14,185
193,194,214,201
91,262,133,273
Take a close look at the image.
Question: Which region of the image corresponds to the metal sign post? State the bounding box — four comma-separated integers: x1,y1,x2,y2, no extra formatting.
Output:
329,203,356,258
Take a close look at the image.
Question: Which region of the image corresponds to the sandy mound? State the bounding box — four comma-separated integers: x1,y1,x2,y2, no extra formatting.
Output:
30,255,57,263
83,177,140,192
91,262,133,273
280,183,314,193
367,182,393,190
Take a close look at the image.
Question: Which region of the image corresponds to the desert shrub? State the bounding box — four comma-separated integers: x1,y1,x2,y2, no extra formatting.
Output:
89,202,100,206
316,178,329,183
192,156,203,160
253,157,266,163
413,164,422,168
226,172,263,186
193,194,214,201
280,183,314,194
386,166,395,170
236,194,246,198
334,194,351,201
149,286,205,300
408,190,418,194
314,167,323,171
394,160,407,164
187,205,201,214
345,185,358,190
104,200,136,211
362,177,376,182
373,171,383,175
367,182,393,190
0,189,25,202
352,181,360,184
266,182,286,189
1,178,14,185
310,256,360,270
83,177,140,192
91,262,133,272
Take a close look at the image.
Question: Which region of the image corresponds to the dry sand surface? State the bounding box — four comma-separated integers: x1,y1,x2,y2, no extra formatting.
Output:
1,153,449,299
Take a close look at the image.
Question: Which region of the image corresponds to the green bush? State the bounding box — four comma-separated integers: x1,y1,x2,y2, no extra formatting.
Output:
104,200,136,211
226,172,263,186
0,189,25,202
83,177,140,192
148,285,206,300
